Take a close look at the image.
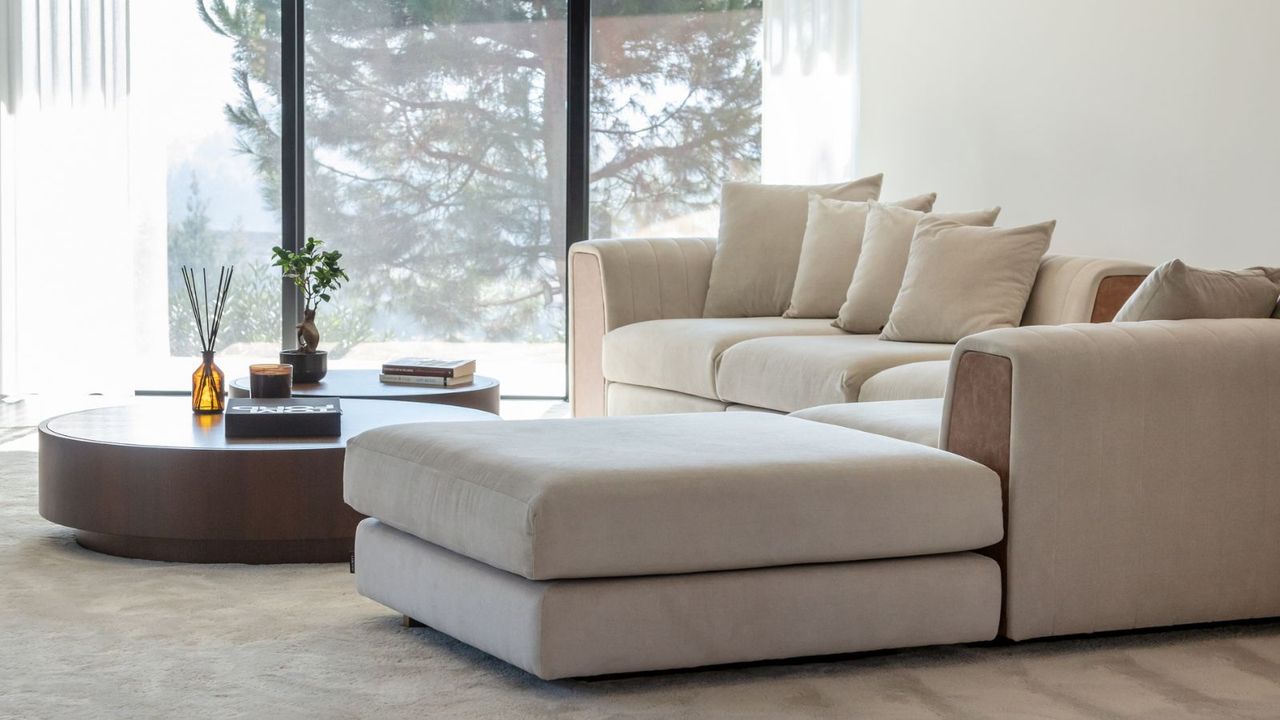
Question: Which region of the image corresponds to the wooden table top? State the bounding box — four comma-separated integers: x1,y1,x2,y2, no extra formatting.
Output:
230,369,499,401
39,397,496,452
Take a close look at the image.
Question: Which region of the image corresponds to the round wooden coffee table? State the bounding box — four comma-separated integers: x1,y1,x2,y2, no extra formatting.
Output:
38,398,496,564
229,369,500,414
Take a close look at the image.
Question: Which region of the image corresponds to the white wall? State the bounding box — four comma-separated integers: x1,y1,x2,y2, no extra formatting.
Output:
857,0,1280,268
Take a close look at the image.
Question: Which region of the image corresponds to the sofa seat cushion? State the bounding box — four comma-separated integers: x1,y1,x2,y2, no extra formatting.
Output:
344,413,1002,581
858,360,952,402
716,335,955,412
791,399,945,448
602,317,844,399
606,383,729,416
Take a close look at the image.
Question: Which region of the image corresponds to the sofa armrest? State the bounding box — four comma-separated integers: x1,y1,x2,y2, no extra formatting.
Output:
940,320,1280,640
569,237,717,416
1021,255,1153,326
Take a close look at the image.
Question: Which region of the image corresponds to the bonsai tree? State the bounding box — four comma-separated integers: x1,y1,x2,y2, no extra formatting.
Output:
272,237,349,353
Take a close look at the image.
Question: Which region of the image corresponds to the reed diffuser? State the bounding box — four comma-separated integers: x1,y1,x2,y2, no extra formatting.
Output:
181,266,235,414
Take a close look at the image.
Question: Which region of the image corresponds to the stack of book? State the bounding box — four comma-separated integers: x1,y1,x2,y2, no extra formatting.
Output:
380,358,476,387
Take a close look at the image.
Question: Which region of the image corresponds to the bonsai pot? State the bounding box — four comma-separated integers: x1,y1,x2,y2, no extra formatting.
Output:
280,350,328,384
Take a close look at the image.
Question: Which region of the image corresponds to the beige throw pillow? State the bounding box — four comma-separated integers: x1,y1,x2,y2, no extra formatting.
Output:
833,204,1001,333
703,175,884,317
881,218,1055,343
783,193,936,319
1113,259,1280,321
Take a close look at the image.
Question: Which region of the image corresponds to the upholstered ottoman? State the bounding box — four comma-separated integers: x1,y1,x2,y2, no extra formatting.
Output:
344,413,1003,679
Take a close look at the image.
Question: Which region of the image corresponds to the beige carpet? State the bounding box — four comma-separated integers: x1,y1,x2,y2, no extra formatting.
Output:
4,449,1280,719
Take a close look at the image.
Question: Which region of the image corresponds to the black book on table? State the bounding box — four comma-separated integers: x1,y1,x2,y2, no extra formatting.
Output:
224,398,343,438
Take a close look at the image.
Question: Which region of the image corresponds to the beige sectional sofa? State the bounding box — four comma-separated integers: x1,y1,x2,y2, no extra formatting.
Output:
569,237,1153,416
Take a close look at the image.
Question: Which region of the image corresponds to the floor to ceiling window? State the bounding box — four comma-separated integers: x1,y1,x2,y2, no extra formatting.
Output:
296,2,570,397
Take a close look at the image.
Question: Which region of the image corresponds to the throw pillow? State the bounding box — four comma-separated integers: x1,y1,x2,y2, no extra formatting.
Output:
703,175,884,318
880,217,1055,343
783,192,936,319
833,204,1001,333
1246,266,1280,318
1113,259,1280,321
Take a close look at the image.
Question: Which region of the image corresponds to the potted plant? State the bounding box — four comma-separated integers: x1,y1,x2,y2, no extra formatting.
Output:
272,237,349,383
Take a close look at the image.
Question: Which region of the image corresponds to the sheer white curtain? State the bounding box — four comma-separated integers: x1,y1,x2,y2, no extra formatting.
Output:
761,0,859,184
0,0,167,394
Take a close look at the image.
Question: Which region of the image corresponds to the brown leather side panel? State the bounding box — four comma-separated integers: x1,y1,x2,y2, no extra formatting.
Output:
946,351,1013,611
570,252,607,417
1090,274,1147,322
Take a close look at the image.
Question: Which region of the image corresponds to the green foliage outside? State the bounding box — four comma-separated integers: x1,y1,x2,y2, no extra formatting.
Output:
168,176,277,355
168,178,377,357
172,0,762,351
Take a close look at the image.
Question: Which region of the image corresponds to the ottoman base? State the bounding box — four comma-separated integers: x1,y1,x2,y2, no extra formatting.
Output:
355,519,1001,680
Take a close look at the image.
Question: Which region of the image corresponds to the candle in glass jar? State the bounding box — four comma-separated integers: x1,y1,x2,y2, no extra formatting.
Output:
249,364,293,399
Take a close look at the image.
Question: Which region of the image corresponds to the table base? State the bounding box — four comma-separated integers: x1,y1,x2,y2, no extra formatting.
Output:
74,531,354,564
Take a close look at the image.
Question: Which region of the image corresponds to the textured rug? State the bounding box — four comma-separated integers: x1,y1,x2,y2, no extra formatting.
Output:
4,449,1280,720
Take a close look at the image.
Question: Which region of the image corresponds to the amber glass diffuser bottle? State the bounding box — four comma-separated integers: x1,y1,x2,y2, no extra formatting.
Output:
192,351,226,414
180,266,235,415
